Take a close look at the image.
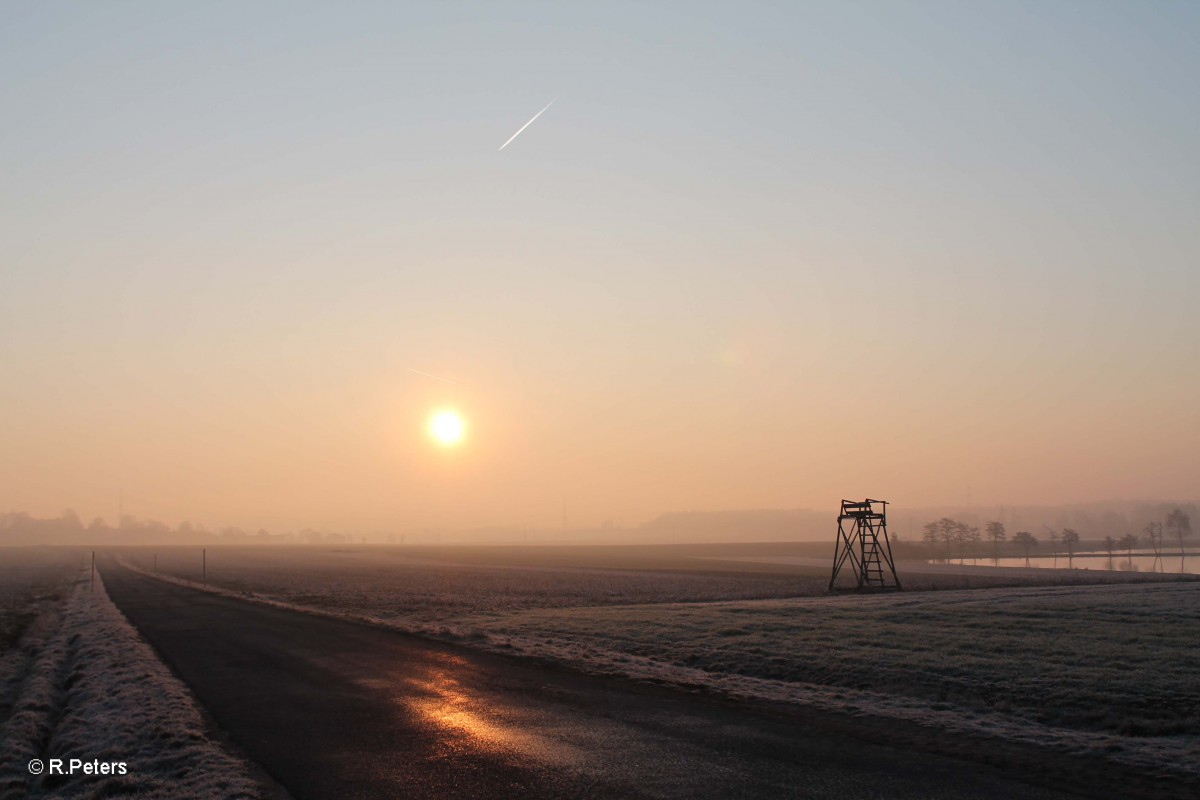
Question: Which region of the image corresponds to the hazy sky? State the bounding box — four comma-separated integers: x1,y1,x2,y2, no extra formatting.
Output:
2,2,1198,533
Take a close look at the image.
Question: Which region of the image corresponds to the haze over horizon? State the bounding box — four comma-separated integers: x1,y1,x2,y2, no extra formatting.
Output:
3,3,1198,535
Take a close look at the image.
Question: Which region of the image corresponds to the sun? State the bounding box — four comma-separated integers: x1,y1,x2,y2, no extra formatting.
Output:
428,410,466,446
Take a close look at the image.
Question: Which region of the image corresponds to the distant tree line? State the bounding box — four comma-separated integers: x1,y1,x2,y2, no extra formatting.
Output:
0,510,356,546
910,508,1192,569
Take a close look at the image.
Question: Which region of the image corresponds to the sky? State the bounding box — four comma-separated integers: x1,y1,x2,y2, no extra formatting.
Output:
2,1,1198,534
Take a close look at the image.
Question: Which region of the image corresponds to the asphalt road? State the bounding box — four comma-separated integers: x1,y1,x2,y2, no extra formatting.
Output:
99,560,1117,800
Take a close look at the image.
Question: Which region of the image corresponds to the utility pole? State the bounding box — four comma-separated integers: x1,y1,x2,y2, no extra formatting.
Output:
91,551,95,592
202,548,206,586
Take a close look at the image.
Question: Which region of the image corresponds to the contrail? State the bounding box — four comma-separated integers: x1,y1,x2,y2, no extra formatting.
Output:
498,98,557,151
407,368,461,386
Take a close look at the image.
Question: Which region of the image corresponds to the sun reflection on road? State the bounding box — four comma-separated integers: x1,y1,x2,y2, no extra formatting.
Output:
398,657,583,766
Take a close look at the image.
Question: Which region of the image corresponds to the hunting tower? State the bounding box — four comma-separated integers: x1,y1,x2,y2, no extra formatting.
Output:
829,498,902,591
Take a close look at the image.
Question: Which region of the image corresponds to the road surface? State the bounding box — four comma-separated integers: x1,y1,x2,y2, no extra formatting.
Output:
99,560,1150,799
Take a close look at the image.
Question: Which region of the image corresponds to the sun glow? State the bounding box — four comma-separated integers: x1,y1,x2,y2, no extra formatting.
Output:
428,410,466,446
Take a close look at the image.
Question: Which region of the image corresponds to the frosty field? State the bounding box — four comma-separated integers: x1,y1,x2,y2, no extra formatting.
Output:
126,542,1169,625
122,545,1200,781
495,583,1200,734
0,550,80,657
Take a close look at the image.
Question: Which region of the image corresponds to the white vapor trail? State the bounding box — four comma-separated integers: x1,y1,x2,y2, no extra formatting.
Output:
498,98,557,151
407,368,461,385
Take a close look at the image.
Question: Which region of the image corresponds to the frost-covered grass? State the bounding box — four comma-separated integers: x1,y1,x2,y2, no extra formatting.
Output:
0,549,87,739
125,545,1162,625
478,583,1200,782
0,553,262,799
124,545,1200,782
127,546,816,624
0,550,81,655
491,583,1200,734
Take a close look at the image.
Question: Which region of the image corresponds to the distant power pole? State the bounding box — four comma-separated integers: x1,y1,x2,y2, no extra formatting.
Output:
91,551,95,592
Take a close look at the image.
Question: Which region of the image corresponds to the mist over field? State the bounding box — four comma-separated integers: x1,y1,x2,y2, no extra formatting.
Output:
3,500,1197,547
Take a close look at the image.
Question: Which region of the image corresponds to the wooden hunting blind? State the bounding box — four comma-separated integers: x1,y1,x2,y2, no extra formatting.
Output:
829,498,902,591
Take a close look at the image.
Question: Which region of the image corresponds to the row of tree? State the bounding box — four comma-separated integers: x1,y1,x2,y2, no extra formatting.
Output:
920,509,1193,563
0,510,356,546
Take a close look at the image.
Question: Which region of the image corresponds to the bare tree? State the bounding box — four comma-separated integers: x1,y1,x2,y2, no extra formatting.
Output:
1099,537,1118,568
1013,531,1038,565
922,520,943,561
1143,522,1162,556
1165,509,1192,558
965,525,981,563
985,521,1006,562
946,520,967,562
1099,534,1118,561
947,521,969,564
1119,533,1139,567
1143,522,1163,572
1061,528,1080,568
923,517,963,562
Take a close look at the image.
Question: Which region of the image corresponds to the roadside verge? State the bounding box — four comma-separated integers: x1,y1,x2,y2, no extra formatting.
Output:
0,569,270,799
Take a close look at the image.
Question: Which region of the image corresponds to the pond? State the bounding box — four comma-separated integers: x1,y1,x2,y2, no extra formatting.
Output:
933,551,1199,575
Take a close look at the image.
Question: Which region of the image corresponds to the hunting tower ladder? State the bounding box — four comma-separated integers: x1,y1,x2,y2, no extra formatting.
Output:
829,498,902,591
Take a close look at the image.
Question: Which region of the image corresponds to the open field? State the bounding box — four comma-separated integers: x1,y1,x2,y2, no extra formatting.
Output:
129,545,815,626
122,545,1200,783
124,543,1182,624
492,582,1200,731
